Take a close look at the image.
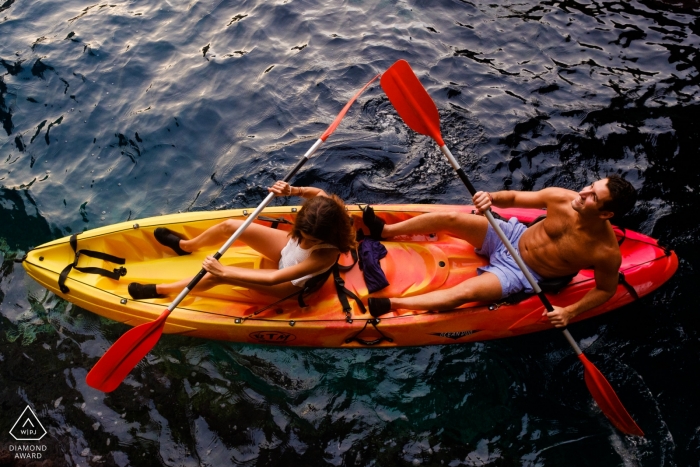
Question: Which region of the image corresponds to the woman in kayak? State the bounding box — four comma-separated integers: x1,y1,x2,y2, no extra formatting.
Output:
127,181,356,299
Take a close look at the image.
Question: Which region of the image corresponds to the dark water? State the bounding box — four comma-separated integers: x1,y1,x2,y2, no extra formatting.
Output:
1,0,699,465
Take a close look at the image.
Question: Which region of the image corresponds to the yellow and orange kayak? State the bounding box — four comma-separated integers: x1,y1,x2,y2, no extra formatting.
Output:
22,205,678,347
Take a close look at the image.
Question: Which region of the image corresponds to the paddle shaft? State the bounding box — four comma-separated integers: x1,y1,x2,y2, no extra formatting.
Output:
438,145,584,355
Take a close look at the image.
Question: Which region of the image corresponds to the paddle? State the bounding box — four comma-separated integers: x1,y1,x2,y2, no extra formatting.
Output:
380,59,644,437
86,73,380,392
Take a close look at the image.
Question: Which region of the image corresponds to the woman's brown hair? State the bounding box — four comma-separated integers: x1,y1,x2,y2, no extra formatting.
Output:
291,195,357,253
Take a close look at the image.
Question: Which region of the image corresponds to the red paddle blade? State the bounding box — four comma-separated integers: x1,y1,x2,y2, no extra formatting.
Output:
579,354,644,436
320,73,380,141
380,59,445,146
86,311,168,392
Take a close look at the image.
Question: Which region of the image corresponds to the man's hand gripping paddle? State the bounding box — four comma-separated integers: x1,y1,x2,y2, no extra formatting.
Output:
380,59,643,437
86,74,380,393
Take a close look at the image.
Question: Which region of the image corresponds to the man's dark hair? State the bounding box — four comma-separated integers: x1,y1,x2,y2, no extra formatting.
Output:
602,175,637,218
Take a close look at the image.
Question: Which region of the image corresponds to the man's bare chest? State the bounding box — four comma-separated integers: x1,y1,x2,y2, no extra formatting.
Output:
527,221,600,268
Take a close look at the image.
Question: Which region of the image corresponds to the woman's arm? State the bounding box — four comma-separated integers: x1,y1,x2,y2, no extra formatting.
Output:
268,181,328,199
202,248,337,287
169,271,301,299
292,185,328,199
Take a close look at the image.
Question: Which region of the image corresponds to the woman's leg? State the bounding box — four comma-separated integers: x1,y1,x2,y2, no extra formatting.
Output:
155,273,218,295
179,219,290,263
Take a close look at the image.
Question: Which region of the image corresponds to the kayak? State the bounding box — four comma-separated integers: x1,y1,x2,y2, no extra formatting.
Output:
22,205,678,347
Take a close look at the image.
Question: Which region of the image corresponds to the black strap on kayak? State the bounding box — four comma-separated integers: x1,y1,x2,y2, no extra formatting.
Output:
524,213,546,226
257,216,293,230
330,254,367,318
614,225,674,258
616,226,627,247
297,249,364,315
344,318,394,346
618,271,639,300
58,234,127,294
296,258,338,308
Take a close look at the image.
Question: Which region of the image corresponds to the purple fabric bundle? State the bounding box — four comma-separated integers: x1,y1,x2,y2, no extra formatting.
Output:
358,238,389,293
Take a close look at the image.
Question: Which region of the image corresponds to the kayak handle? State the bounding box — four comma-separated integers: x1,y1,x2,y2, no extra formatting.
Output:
344,319,394,346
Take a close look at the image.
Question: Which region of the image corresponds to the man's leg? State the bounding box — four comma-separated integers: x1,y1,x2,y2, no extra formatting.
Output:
370,272,502,315
382,211,490,249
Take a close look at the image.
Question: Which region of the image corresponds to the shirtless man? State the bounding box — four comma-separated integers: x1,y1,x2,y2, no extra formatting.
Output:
365,175,637,328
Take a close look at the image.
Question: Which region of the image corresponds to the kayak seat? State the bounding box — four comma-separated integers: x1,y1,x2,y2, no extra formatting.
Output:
377,242,449,296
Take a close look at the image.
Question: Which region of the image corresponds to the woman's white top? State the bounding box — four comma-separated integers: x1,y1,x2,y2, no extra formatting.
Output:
278,238,338,287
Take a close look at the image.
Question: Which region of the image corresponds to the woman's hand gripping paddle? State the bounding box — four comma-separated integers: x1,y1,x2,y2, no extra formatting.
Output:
86,74,380,393
380,59,643,437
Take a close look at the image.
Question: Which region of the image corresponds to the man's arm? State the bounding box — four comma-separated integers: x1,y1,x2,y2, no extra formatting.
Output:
473,187,573,212
544,253,621,328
